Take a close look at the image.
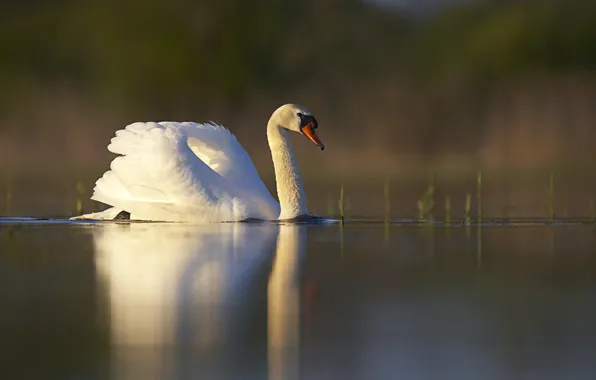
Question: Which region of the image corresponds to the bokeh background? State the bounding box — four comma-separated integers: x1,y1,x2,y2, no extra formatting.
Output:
1,0,596,218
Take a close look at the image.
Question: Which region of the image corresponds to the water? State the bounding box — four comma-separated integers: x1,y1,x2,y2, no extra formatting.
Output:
1,219,596,379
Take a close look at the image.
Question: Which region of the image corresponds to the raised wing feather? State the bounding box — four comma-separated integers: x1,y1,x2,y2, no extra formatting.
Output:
90,121,279,222
163,121,270,196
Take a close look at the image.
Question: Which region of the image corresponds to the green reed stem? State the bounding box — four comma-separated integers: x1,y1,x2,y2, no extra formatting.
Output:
417,179,435,223
464,192,471,224
384,179,390,223
338,183,345,224
76,181,85,215
445,195,451,224
477,170,482,223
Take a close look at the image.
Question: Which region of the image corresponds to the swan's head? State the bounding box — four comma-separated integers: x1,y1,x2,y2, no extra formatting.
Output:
272,104,325,150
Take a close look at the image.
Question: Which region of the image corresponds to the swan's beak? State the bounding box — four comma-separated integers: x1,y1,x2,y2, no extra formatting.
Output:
303,123,325,151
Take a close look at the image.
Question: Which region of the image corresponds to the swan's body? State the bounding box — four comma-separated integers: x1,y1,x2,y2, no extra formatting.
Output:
72,104,324,222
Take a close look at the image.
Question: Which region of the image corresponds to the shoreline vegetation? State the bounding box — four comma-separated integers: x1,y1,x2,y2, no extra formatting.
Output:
1,0,595,218
2,2,596,166
2,168,595,221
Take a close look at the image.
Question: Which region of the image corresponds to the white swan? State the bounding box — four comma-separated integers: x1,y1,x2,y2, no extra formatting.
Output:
72,104,325,222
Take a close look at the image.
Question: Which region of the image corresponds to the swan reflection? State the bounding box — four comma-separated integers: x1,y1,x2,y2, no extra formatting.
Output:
268,225,306,380
92,222,305,379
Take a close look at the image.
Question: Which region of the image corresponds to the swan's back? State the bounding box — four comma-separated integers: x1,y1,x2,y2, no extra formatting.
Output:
89,121,279,222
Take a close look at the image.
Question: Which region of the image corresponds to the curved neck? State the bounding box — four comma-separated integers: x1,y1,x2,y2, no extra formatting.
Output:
267,121,308,219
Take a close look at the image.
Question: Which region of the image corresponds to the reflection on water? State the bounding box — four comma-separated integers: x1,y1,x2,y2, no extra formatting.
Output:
268,226,305,380
2,222,596,379
92,223,302,380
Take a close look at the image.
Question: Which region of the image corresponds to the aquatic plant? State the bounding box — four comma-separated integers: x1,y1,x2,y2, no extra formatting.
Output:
338,183,345,224
384,179,391,223
76,181,85,215
445,195,451,224
417,182,435,222
477,170,482,223
464,192,472,224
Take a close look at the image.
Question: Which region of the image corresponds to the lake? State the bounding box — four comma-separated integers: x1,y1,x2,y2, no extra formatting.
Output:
1,219,596,379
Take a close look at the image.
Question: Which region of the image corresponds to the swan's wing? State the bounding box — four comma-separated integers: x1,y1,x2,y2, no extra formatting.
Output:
164,121,278,216
90,122,279,222
163,122,271,196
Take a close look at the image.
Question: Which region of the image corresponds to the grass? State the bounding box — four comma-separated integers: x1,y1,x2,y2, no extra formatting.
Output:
76,181,85,215
410,169,595,222
384,179,390,223
417,183,435,221
361,169,595,223
477,170,482,223
445,195,451,224
3,169,596,222
338,183,345,224
464,192,472,224
337,183,345,259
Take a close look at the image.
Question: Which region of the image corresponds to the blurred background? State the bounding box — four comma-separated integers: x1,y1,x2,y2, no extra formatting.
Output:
1,0,596,218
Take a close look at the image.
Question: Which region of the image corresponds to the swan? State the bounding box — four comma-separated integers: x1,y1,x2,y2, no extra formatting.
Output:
71,104,325,222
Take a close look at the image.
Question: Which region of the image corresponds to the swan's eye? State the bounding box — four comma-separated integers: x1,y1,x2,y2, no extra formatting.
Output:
298,113,318,130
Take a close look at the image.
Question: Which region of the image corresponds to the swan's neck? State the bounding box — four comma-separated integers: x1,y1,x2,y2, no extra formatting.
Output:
267,122,307,220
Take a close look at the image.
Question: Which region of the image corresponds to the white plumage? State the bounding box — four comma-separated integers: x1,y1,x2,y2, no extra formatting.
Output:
72,104,324,222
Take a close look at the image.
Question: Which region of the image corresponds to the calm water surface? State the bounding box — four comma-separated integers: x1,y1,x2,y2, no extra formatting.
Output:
1,220,596,379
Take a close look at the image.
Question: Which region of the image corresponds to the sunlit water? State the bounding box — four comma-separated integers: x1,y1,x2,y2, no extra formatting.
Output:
1,219,596,379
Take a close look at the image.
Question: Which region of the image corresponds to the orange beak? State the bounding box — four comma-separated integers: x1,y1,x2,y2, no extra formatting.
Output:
302,122,325,150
